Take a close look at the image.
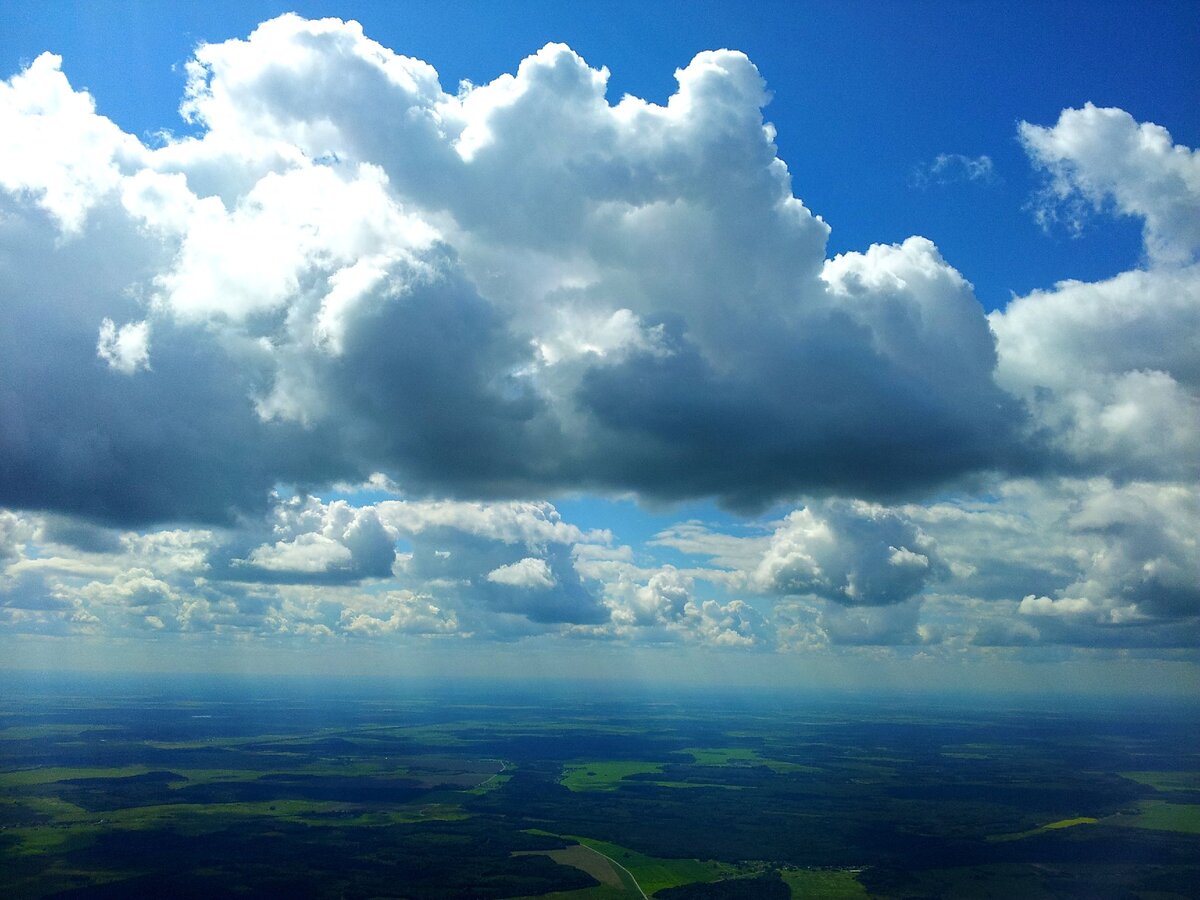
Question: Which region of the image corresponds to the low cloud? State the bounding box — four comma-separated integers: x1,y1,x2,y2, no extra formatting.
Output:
486,557,557,589
754,500,942,606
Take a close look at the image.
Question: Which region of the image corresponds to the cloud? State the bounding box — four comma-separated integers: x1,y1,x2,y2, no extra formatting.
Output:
225,498,398,584
605,565,772,647
339,590,460,637
0,53,146,231
96,318,151,374
1019,481,1199,625
486,557,557,589
910,153,996,187
1020,103,1200,265
754,500,941,606
0,15,1032,526
0,19,1197,664
990,266,1200,481
905,478,1200,648
993,107,1200,484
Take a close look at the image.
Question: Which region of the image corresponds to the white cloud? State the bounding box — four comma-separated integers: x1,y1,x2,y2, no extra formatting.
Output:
1024,481,1200,624
1020,103,1200,265
486,557,556,589
911,153,996,187
339,590,460,636
247,532,353,573
604,565,772,648
0,53,146,231
97,318,151,373
990,266,1200,479
754,500,940,606
0,15,1032,523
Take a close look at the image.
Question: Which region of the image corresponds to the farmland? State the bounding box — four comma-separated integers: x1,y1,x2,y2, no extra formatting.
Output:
2,674,1198,897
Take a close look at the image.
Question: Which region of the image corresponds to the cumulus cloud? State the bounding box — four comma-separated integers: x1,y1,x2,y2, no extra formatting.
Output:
1020,103,1200,265
605,566,772,647
1019,481,1199,626
993,106,1200,484
990,266,1200,480
339,590,460,637
0,15,1030,527
0,53,146,230
229,497,397,583
754,500,941,606
96,318,151,373
486,557,557,589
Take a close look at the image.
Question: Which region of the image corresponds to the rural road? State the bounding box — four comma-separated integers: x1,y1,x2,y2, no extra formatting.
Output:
576,843,648,899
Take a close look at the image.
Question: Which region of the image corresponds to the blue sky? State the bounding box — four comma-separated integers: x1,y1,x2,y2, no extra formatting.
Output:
0,2,1197,693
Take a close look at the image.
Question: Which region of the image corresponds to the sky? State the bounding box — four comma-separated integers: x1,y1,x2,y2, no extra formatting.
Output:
0,1,1197,695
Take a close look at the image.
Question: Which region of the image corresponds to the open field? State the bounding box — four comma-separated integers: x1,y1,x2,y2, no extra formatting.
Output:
560,762,665,791
1120,771,1200,793
570,836,745,895
780,868,869,899
1113,800,1200,834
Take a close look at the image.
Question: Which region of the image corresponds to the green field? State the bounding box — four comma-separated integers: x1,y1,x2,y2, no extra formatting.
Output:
1120,771,1200,793
0,765,154,787
560,761,665,791
1115,800,1200,834
781,868,869,899
989,816,1098,842
569,835,738,896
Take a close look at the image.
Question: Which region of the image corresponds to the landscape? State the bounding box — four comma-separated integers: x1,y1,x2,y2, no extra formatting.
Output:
1,3,1198,896
3,674,1198,898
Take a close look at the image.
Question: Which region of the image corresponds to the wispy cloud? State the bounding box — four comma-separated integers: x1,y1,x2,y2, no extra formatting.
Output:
910,152,997,188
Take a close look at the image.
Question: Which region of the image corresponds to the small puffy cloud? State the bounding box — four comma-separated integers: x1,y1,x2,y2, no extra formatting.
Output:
818,599,927,647
339,590,460,637
248,532,352,573
96,318,150,373
1020,103,1200,265
231,498,397,583
606,565,772,648
486,557,556,589
1019,481,1199,625
990,105,1200,485
377,499,599,547
754,500,941,606
0,510,35,561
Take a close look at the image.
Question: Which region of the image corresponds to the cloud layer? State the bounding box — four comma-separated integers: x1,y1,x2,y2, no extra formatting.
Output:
0,16,1197,660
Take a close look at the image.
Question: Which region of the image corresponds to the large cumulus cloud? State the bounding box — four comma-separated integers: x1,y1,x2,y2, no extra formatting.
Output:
0,14,1025,526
